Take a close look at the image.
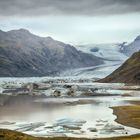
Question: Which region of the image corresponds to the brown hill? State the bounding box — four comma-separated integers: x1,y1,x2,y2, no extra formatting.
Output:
99,51,140,83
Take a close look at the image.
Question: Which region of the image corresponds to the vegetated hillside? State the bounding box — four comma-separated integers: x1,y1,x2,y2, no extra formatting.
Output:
99,51,140,83
0,29,103,77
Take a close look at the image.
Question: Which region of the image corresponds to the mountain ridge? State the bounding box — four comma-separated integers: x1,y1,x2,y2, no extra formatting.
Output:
0,29,103,77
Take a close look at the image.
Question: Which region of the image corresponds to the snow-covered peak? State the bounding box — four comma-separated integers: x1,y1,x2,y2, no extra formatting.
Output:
134,35,140,41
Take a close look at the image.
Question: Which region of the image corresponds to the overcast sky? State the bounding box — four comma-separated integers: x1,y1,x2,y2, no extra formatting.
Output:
0,0,140,44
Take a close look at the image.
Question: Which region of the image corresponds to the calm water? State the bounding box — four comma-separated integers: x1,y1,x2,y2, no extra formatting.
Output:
0,96,140,138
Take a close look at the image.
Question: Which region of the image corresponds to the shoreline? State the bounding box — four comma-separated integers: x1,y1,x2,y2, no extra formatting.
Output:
0,129,140,140
1,102,140,139
112,105,140,129
0,82,140,139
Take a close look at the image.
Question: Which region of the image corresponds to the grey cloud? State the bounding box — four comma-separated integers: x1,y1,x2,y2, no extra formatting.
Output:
0,0,140,16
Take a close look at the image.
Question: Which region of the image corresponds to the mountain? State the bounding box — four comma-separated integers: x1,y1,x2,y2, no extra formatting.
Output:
99,51,140,83
121,35,140,56
0,29,103,77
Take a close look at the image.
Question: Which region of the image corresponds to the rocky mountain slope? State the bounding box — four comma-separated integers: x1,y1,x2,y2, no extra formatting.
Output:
0,29,103,77
121,35,140,56
99,51,140,83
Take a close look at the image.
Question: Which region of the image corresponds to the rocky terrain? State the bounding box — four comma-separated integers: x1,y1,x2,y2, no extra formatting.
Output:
99,51,140,83
0,29,103,77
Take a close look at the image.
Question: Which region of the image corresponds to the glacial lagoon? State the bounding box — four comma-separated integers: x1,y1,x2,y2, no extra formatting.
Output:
0,78,140,138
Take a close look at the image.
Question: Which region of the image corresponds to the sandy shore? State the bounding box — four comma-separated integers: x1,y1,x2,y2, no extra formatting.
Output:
0,129,140,140
112,104,140,129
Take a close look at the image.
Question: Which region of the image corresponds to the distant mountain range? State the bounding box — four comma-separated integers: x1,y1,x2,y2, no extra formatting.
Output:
77,35,140,61
0,29,103,77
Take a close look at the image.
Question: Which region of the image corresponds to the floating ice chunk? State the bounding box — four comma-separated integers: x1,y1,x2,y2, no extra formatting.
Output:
54,118,86,128
103,123,125,131
15,122,45,132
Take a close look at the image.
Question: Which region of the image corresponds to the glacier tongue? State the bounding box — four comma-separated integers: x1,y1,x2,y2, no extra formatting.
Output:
60,44,128,79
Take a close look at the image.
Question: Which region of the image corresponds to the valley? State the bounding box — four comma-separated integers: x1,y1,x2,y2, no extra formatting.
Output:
0,0,140,139
0,29,140,140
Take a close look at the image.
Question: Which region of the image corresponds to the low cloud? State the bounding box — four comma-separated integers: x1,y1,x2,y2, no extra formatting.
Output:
0,0,140,16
